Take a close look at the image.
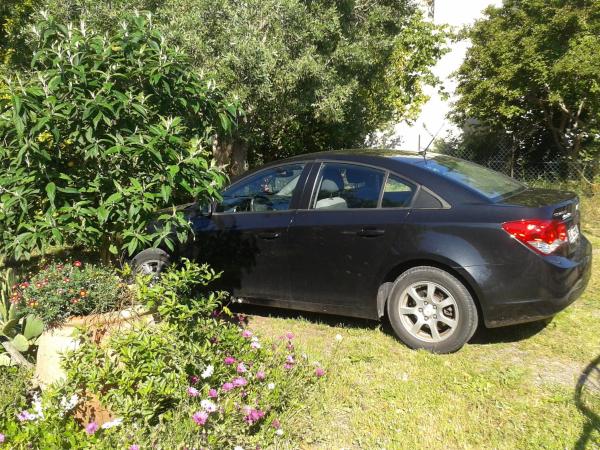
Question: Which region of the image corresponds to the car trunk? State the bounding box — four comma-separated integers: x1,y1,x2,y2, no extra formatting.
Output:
501,188,581,257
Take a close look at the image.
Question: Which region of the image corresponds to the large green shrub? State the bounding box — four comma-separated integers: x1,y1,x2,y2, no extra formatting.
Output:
0,13,237,261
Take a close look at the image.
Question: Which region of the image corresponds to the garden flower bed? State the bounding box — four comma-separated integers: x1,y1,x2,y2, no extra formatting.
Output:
0,260,326,448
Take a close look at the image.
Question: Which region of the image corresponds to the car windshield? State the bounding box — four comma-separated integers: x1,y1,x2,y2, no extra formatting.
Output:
414,155,526,201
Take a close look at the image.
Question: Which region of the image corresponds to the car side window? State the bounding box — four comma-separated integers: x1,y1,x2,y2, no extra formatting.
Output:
216,164,305,213
382,175,415,208
312,163,385,210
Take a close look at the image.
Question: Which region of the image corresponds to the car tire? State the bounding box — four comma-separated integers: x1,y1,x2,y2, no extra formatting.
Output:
130,248,171,282
386,266,478,353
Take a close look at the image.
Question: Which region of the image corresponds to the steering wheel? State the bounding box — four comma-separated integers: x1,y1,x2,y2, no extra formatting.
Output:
249,194,274,211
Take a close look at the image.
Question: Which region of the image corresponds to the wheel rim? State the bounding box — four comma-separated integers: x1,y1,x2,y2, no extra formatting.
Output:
136,259,167,281
398,281,459,343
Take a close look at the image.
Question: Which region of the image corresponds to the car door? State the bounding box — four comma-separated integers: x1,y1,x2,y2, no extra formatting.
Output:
189,162,308,301
287,162,416,317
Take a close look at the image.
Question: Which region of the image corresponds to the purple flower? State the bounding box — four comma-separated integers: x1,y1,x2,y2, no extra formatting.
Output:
286,355,295,364
0,433,5,443
241,329,253,339
222,382,235,392
272,418,281,429
244,408,265,425
315,367,325,377
284,363,294,370
232,377,248,387
224,356,236,365
16,411,35,422
192,411,209,426
187,386,199,397
85,422,99,435
129,446,140,450
256,370,266,381
236,362,247,373
189,375,200,384
208,388,218,398
285,332,294,340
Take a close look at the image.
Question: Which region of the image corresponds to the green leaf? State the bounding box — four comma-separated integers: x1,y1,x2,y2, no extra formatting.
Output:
23,315,44,340
45,182,56,204
11,334,29,352
97,206,109,223
109,244,118,254
1,318,20,338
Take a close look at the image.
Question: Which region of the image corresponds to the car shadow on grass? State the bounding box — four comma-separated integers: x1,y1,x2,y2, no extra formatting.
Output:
231,303,552,346
469,320,551,345
574,354,600,449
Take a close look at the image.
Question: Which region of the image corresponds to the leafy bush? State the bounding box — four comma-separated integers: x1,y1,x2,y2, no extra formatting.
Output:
0,13,236,262
0,260,324,448
11,260,131,327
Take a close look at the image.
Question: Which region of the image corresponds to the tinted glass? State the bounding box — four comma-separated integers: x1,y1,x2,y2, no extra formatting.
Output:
381,175,414,207
217,164,305,212
414,156,525,200
313,163,384,209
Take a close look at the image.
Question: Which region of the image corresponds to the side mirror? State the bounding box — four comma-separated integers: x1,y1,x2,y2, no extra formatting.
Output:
198,201,216,217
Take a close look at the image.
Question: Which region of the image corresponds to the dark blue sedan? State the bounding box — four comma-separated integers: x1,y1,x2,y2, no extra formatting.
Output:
133,150,592,353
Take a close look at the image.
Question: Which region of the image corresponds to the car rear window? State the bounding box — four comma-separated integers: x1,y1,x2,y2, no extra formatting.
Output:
414,155,525,201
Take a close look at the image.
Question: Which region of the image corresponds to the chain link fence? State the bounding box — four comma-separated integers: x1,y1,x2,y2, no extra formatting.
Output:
440,137,598,184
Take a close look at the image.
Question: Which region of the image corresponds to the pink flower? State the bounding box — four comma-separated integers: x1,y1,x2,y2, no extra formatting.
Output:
256,370,266,381
73,261,82,267
0,433,5,443
192,411,209,426
236,362,247,373
244,408,265,425
189,375,200,384
224,356,236,365
285,332,294,340
315,367,325,377
129,446,140,450
286,341,294,351
286,355,295,364
232,377,248,387
284,363,294,370
250,341,261,349
85,422,99,435
208,388,218,398
187,387,199,397
272,418,281,429
222,382,234,392
241,329,253,339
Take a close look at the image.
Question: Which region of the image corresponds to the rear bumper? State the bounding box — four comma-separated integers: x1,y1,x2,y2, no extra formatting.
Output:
465,236,593,328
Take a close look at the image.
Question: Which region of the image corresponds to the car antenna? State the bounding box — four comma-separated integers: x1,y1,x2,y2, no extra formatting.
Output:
420,121,445,160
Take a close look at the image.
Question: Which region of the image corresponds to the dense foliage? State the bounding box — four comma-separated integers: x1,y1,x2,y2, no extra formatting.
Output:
43,0,447,170
0,13,235,261
0,260,324,449
453,0,600,173
12,260,131,327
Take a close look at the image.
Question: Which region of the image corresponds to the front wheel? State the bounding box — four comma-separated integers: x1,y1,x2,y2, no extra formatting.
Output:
386,266,478,353
130,248,171,282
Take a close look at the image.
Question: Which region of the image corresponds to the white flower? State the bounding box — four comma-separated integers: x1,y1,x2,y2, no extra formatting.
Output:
32,393,44,420
250,341,262,349
234,446,244,450
101,418,123,429
335,334,343,342
201,365,214,379
276,429,284,436
60,394,79,413
201,399,217,413
267,382,275,390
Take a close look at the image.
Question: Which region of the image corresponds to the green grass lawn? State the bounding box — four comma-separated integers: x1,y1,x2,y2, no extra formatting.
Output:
241,194,600,449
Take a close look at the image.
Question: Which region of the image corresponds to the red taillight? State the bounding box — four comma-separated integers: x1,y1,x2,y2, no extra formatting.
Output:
502,219,568,255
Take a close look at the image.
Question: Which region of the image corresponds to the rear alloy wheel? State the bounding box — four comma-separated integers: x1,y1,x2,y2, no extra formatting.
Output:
130,248,171,283
387,266,478,353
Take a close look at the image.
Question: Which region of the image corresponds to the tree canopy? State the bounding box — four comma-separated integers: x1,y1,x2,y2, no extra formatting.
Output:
0,14,235,261
43,0,447,171
453,0,600,167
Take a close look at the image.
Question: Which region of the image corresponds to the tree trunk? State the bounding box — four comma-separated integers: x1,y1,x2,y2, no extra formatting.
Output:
214,137,249,177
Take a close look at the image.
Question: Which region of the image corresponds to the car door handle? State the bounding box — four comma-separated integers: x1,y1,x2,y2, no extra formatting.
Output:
258,231,281,240
356,228,385,238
